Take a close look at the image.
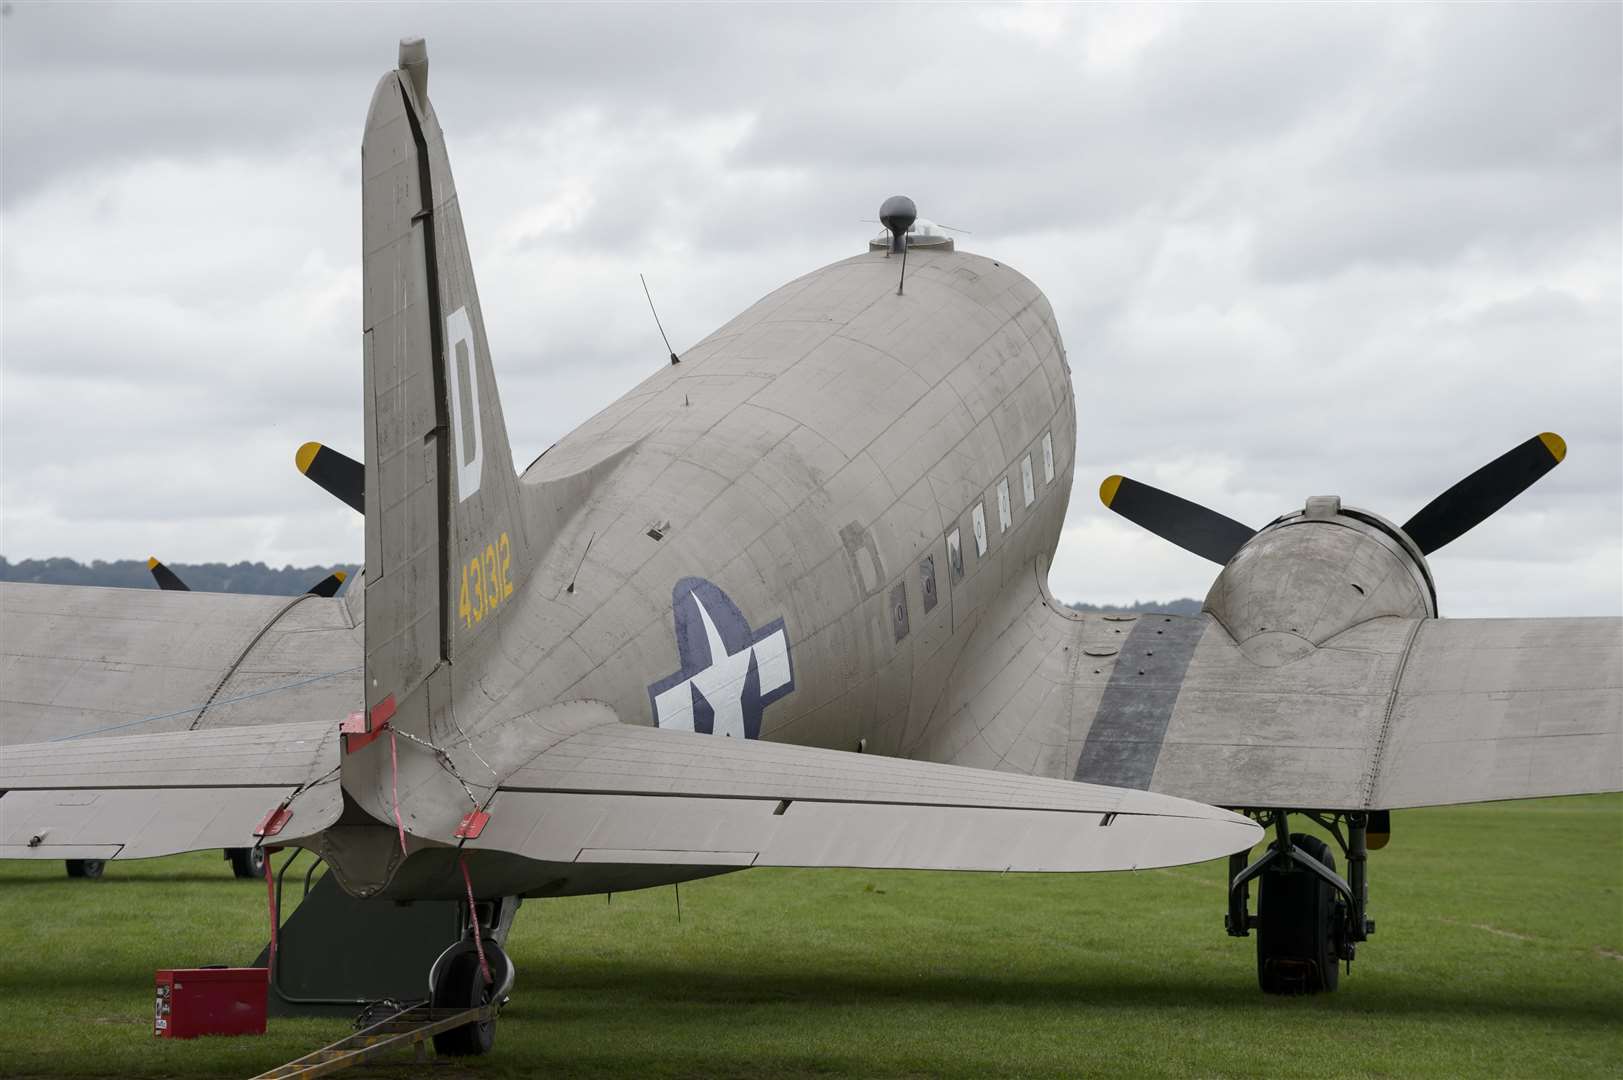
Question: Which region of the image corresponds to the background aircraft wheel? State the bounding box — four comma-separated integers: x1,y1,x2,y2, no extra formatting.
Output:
1257,833,1341,995
227,847,265,879
64,859,105,879
430,946,498,1057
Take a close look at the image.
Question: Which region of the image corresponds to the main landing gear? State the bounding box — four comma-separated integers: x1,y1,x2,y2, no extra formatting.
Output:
227,847,267,879
1225,810,1385,994
427,894,519,1055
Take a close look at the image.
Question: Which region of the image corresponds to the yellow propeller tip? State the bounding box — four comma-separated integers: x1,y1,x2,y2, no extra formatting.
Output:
1099,475,1123,507
146,556,160,570
1538,432,1566,463
334,570,348,583
295,441,322,474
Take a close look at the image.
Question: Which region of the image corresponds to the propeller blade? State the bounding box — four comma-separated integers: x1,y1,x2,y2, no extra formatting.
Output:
1099,475,1256,565
305,570,348,598
146,556,190,592
1401,432,1566,556
296,442,364,514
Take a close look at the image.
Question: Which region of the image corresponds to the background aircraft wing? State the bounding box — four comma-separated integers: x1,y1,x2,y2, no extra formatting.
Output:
928,579,1622,811
460,705,1262,873
1364,616,1622,808
0,582,362,744
1131,613,1622,811
0,720,343,861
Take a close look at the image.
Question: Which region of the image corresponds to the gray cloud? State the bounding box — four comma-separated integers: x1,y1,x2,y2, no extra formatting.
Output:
2,1,1617,616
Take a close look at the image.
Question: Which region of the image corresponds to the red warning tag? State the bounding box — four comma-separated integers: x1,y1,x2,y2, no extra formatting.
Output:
255,805,293,837
455,810,491,840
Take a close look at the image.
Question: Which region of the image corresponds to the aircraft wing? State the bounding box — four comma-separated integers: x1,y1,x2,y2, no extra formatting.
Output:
927,579,1622,811
1127,613,1622,811
0,720,343,861
0,582,362,745
458,704,1262,873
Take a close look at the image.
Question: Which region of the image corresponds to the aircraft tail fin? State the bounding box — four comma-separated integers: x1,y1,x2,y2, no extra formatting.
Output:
357,39,531,739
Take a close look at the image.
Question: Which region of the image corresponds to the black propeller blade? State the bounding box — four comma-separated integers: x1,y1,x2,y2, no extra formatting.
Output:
306,570,349,598
1400,433,1567,556
296,441,364,514
149,557,348,597
1099,475,1256,565
146,556,190,591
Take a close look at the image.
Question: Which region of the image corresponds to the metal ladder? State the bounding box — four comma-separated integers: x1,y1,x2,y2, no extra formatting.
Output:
249,1002,494,1078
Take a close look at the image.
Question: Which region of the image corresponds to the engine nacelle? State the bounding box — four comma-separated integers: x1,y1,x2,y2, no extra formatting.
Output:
1204,496,1436,666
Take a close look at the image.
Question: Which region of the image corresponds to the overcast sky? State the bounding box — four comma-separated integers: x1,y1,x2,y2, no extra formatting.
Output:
2,2,1618,617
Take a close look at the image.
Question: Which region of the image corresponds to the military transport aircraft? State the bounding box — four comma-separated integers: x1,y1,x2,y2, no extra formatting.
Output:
1,37,1618,1056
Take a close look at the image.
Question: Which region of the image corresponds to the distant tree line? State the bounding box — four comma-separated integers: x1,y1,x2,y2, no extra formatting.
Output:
2,556,1197,612
0,557,357,596
1064,597,1203,616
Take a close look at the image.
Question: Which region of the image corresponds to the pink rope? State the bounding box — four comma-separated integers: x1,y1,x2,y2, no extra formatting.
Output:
459,855,493,986
262,850,278,981
389,727,407,856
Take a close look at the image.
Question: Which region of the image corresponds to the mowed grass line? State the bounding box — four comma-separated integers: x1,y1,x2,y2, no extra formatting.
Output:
0,794,1617,1079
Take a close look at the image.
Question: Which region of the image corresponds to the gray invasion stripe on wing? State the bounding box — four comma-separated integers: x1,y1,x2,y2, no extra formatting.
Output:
1073,615,1205,790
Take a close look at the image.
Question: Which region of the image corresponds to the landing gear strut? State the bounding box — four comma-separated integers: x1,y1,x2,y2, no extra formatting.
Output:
1225,810,1377,994
427,894,519,1056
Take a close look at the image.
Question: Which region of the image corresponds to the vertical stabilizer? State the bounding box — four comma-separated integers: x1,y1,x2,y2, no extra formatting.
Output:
357,38,530,750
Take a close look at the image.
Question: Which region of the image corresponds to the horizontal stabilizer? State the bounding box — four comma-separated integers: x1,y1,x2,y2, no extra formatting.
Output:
462,707,1262,873
0,720,343,859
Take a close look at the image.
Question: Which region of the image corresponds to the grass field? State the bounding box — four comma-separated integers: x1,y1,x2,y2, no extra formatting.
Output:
1,795,1618,1079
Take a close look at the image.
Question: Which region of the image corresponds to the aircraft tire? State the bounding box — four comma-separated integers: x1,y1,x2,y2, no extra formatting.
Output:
64,859,105,879
1256,833,1340,995
227,847,266,880
431,946,499,1056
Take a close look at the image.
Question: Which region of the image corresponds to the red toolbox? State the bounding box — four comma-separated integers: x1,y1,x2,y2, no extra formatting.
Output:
153,967,267,1038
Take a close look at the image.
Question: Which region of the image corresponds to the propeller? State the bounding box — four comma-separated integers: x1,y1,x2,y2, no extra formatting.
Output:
304,570,349,598
1099,432,1568,564
146,556,190,592
147,558,347,598
296,442,364,514
1098,475,1256,565
1399,433,1565,555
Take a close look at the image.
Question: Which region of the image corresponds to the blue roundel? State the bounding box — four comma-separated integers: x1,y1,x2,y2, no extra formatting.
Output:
646,577,794,738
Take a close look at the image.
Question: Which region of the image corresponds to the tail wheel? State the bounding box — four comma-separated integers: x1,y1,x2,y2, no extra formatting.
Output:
1257,833,1343,994
64,859,105,879
431,946,498,1057
227,848,266,879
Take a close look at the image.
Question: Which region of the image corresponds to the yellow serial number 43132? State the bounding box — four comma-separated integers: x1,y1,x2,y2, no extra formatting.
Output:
459,532,513,629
